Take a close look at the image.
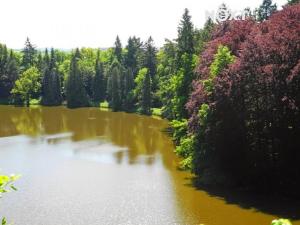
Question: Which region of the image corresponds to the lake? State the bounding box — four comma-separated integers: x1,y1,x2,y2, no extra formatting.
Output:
0,105,299,225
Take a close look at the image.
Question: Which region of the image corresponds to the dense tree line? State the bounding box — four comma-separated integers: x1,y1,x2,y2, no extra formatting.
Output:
174,2,300,196
0,0,299,196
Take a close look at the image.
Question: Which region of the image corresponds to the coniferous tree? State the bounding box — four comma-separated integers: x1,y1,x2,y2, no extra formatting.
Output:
37,52,43,72
114,36,123,63
93,51,105,103
0,44,8,76
21,37,37,70
66,48,89,108
168,8,197,119
0,49,19,98
257,0,277,21
122,68,135,111
287,0,299,4
41,48,62,106
124,36,143,76
109,59,122,111
134,68,151,115
143,37,157,92
177,8,194,65
194,18,215,55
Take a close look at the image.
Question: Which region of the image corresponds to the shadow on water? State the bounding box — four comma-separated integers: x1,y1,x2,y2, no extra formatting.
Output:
187,177,300,221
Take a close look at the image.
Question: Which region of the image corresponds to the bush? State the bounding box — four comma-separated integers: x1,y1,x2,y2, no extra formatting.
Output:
271,219,292,225
29,98,41,105
151,108,162,117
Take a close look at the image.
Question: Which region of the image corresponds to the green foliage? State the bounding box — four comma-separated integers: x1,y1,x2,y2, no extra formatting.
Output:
114,36,123,63
177,8,194,61
0,46,19,98
170,119,188,143
176,135,195,158
256,0,277,21
66,49,89,108
194,18,215,55
0,174,20,225
124,36,143,76
198,103,210,126
11,66,41,106
171,119,194,170
108,59,123,111
99,101,109,108
41,48,62,106
143,37,157,93
287,0,299,4
171,53,198,119
151,108,162,117
0,174,20,196
93,52,105,103
210,45,235,78
29,98,41,105
21,37,37,71
134,68,151,115
271,219,292,225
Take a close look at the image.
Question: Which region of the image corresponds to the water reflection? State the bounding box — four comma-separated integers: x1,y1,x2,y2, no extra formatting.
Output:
0,106,175,167
1,105,299,225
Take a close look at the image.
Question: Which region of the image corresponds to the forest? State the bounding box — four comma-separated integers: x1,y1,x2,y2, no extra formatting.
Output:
0,0,300,199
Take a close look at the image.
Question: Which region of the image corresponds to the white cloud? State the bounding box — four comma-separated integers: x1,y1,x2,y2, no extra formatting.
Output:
0,0,287,49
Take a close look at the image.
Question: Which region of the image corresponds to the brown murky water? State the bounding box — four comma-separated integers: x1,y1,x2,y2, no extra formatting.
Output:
0,105,299,225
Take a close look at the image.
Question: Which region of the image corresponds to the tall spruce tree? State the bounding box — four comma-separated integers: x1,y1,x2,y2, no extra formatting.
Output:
41,48,62,106
257,0,277,21
93,51,105,103
66,48,89,108
134,68,151,115
0,49,19,98
109,59,122,111
124,36,142,76
143,37,157,91
21,37,37,70
177,8,194,65
122,68,135,111
170,8,196,119
114,36,123,63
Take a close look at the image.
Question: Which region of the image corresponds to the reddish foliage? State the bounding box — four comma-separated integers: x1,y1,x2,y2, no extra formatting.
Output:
188,3,300,191
187,19,255,131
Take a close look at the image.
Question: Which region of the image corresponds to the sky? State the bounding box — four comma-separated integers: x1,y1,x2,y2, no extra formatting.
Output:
0,0,287,49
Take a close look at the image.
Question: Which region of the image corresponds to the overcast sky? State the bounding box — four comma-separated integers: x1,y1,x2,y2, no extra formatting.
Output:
0,0,287,49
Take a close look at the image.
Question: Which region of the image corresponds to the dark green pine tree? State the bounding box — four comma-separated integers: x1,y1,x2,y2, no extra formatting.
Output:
141,70,151,115
257,0,277,21
109,59,122,111
114,36,123,63
0,44,8,76
194,18,215,55
41,48,62,106
36,52,44,73
122,68,135,111
93,51,105,103
143,36,157,91
66,48,89,108
124,36,142,76
0,50,19,98
287,0,299,4
21,37,37,70
177,8,194,65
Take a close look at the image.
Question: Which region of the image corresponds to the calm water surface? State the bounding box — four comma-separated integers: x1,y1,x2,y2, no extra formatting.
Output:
0,105,299,225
